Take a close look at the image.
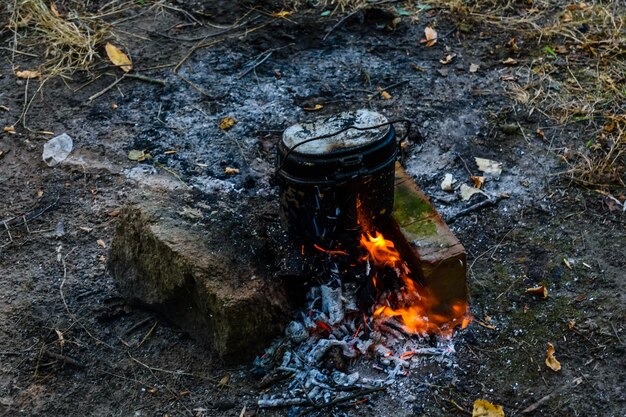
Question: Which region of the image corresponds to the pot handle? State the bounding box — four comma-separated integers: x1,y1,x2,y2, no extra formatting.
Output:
275,119,416,179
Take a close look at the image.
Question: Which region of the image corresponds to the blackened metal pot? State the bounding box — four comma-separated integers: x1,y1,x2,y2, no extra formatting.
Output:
275,109,408,247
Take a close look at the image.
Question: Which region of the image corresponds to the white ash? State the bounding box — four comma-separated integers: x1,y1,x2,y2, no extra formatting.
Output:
254,280,459,413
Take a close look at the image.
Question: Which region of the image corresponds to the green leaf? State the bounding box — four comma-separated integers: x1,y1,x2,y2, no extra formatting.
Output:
585,139,594,148
415,4,432,11
395,7,412,16
128,150,145,161
543,46,557,57
320,10,331,17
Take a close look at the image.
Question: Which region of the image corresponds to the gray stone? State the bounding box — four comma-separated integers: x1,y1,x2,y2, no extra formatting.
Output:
107,190,292,361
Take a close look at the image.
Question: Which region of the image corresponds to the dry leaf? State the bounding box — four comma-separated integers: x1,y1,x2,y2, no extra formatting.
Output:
502,57,518,65
566,3,588,11
567,319,576,330
460,184,487,201
219,116,237,130
147,387,157,394
421,26,437,47
545,343,561,371
526,285,548,299
470,175,485,189
111,103,118,110
0,105,9,111
272,11,291,18
218,374,230,388
441,173,455,191
472,399,505,417
3,126,16,134
55,329,65,347
469,63,480,73
380,90,392,100
50,2,61,17
536,128,545,139
563,258,573,269
128,150,146,161
440,53,456,65
475,157,503,176
15,70,41,79
303,104,323,111
105,43,132,73
164,150,177,155
97,239,106,248
79,226,93,233
108,209,121,217
561,10,573,22
224,167,239,175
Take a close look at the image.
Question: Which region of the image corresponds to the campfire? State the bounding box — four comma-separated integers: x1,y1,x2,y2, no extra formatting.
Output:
255,110,472,412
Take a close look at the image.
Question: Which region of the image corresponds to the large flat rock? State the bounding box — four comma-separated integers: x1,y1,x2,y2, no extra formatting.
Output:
107,190,292,361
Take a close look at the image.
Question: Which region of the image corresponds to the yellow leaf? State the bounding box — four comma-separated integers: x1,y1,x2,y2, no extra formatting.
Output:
380,90,392,100
546,343,561,371
303,104,323,111
420,26,437,47
502,57,518,65
272,11,291,18
563,258,572,269
218,374,230,388
224,167,239,175
219,116,237,130
526,285,548,299
472,399,505,417
3,126,16,134
15,70,41,79
105,43,132,73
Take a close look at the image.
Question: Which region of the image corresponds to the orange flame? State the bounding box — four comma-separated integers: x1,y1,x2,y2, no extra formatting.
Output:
360,231,471,336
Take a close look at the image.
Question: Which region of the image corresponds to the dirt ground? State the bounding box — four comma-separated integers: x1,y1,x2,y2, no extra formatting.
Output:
1,1,625,416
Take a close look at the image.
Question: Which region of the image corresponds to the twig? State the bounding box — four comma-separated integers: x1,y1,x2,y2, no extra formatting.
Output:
124,73,166,86
448,194,508,224
125,317,153,335
88,73,166,101
128,353,218,382
237,51,273,79
136,321,158,348
300,387,386,414
88,75,126,101
42,349,85,368
323,9,362,41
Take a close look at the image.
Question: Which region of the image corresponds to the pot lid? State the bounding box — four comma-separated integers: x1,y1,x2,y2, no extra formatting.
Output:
282,109,389,155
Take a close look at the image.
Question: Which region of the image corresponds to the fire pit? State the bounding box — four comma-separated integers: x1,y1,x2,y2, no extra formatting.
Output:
253,110,472,412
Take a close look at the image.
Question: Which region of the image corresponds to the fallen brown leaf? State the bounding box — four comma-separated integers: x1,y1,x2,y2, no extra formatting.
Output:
470,175,485,189
15,69,41,79
3,126,16,134
421,26,437,47
224,167,239,175
97,239,106,248
502,57,518,65
526,285,548,299
440,53,456,65
380,90,392,100
545,343,561,371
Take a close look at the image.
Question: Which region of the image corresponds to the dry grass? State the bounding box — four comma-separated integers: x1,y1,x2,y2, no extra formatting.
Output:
8,0,112,77
291,0,368,12
429,0,625,188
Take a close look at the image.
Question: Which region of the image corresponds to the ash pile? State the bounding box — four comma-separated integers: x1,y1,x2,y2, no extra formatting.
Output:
253,253,466,416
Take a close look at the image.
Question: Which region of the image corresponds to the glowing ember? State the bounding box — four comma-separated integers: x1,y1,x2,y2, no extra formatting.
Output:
360,231,471,336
